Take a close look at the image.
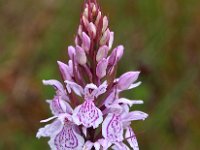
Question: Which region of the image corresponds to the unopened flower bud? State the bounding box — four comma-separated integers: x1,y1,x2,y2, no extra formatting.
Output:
88,22,97,38
82,15,89,28
95,11,102,26
68,46,76,60
108,32,114,49
96,45,109,62
57,61,72,81
100,29,110,46
83,7,88,18
92,3,97,13
81,32,91,53
78,25,83,36
76,46,87,65
102,16,108,32
117,71,140,90
96,58,108,79
108,45,124,66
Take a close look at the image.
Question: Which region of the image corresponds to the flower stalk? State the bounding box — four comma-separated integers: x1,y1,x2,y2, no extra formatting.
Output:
37,0,148,150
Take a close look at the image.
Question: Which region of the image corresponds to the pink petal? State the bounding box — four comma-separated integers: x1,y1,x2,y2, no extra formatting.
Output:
57,61,73,81
96,45,109,62
76,45,87,65
72,100,103,128
96,58,108,79
82,32,91,53
47,97,73,115
65,80,83,96
68,46,76,60
125,127,139,150
95,81,107,98
108,45,124,66
117,71,140,90
102,113,123,142
42,79,65,95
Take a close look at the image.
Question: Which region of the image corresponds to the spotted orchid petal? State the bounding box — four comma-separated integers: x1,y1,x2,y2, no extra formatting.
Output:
72,100,103,128
121,111,148,122
117,71,140,91
125,127,139,150
84,83,98,99
65,80,84,96
36,120,62,138
46,97,73,115
57,61,73,81
95,81,107,97
42,80,66,97
84,82,107,99
82,32,91,53
48,122,84,150
102,113,123,142
68,46,76,60
96,58,108,79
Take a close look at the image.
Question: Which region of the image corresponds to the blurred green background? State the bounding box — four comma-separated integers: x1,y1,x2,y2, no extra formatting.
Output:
0,0,200,149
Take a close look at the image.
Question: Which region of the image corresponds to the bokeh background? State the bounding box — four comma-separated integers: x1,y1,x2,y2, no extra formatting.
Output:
0,0,200,149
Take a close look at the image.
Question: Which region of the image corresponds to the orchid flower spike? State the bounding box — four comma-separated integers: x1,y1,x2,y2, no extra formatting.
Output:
37,0,148,150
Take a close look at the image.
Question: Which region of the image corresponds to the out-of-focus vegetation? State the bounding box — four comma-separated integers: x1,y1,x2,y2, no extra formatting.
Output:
0,0,200,149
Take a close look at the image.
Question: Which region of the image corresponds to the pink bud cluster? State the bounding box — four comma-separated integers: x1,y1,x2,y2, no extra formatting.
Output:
37,0,148,150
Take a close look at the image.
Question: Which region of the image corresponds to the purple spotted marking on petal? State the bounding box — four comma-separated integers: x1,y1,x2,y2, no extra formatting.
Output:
54,126,78,149
73,100,103,128
103,113,123,142
125,127,139,150
50,97,65,115
52,119,84,150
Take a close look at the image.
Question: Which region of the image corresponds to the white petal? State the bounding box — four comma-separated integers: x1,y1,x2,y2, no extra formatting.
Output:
42,79,66,96
36,120,62,138
128,81,142,90
40,116,58,123
125,127,139,150
122,111,148,122
82,126,87,137
94,142,100,150
102,113,123,142
83,141,93,150
115,98,143,107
